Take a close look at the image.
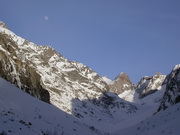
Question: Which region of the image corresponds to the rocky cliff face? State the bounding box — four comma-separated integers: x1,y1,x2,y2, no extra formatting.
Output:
108,72,133,94
136,73,166,98
158,65,180,111
0,25,50,103
0,22,137,121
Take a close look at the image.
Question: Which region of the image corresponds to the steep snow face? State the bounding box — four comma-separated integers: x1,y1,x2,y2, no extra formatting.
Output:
158,65,180,111
136,73,166,98
108,72,133,94
0,77,102,135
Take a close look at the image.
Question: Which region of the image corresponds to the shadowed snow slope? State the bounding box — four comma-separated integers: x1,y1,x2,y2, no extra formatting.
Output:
115,103,180,135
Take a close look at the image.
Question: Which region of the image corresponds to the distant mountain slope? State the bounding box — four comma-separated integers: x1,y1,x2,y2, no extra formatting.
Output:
119,73,166,105
108,72,133,94
136,72,166,98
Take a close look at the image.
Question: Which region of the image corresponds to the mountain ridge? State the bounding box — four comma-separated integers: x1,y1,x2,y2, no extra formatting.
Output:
0,21,139,126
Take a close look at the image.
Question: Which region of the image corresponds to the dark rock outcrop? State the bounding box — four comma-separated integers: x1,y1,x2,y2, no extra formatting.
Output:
0,32,50,103
158,65,180,111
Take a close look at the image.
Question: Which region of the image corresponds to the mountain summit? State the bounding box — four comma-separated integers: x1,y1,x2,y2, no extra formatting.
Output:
108,72,133,94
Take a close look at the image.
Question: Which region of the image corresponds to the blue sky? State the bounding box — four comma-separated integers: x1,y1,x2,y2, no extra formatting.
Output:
1,0,180,83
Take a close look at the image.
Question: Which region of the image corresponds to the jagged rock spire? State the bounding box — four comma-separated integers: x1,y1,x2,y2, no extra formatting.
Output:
109,72,133,94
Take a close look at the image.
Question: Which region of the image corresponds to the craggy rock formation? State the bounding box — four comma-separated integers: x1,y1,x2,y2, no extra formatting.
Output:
109,72,133,94
158,65,180,111
136,73,166,98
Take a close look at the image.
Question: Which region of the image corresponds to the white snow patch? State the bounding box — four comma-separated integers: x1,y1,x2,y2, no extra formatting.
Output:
0,26,25,45
102,76,115,85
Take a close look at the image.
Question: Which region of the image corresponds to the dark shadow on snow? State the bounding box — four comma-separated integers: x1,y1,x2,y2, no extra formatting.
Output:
71,91,138,121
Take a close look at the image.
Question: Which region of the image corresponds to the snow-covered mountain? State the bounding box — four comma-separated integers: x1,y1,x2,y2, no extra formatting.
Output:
0,21,110,112
107,72,133,94
135,72,166,98
105,72,166,105
0,21,180,135
0,21,138,132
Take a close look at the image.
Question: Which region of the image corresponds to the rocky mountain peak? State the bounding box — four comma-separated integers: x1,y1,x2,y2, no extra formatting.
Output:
115,72,128,80
0,21,8,29
136,73,166,98
108,72,133,94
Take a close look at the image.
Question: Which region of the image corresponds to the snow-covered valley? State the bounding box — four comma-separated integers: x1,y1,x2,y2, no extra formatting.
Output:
1,74,180,135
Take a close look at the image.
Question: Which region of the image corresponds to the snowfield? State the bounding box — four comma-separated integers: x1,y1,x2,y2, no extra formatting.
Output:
0,77,100,135
116,103,180,135
1,77,180,135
